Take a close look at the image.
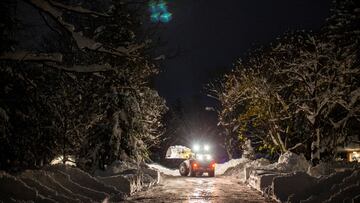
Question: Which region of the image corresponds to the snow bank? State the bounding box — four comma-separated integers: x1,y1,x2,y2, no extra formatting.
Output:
46,169,107,202
223,152,360,202
94,161,161,195
19,177,77,203
216,158,250,175
272,172,316,202
0,171,54,203
223,158,270,182
0,162,162,202
45,164,120,196
274,151,310,172
147,163,179,176
300,169,360,203
21,170,91,202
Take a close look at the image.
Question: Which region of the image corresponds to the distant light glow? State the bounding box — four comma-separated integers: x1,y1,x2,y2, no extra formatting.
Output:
148,0,172,23
157,2,168,12
160,12,172,23
151,12,161,23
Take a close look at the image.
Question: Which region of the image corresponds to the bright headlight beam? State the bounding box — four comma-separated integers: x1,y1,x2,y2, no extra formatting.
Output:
204,145,210,151
193,144,200,152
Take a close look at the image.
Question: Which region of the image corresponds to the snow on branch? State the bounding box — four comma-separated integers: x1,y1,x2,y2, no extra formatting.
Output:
28,0,144,57
45,62,113,72
0,51,63,62
48,0,110,17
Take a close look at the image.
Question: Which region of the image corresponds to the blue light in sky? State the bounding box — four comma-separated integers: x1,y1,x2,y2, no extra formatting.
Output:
151,12,161,23
148,0,172,23
160,12,172,23
157,2,168,13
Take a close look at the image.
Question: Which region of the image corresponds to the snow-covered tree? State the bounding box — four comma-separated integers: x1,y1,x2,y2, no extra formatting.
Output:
0,0,167,172
211,0,360,163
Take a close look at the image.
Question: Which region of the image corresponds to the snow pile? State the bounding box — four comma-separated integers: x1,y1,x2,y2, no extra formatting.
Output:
0,171,53,203
0,163,162,202
272,172,317,202
94,161,161,195
307,162,336,178
216,158,251,175
45,164,120,196
147,163,179,176
273,151,310,172
272,169,360,203
223,152,360,202
223,158,270,181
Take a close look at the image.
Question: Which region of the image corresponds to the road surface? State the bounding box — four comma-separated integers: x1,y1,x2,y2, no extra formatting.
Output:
126,176,275,203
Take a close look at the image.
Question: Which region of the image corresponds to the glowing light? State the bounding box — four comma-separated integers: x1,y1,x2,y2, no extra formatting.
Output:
157,2,168,12
160,12,172,23
193,144,200,152
149,1,157,13
206,154,212,160
148,0,172,23
197,154,204,161
204,145,210,151
150,12,161,23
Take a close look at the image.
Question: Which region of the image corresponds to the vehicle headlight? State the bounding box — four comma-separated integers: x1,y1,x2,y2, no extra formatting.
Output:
193,144,200,152
197,154,204,161
206,154,212,160
204,145,210,151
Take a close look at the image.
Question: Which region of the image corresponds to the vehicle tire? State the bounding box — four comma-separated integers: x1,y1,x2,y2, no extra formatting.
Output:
208,170,215,177
190,166,196,177
179,162,189,176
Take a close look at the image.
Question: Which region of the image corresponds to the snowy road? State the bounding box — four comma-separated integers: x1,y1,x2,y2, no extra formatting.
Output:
125,176,275,203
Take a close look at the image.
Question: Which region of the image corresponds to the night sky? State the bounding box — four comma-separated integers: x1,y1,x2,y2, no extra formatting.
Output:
154,0,332,105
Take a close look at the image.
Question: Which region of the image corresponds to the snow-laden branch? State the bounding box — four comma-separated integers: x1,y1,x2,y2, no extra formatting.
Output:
45,62,113,72
48,0,109,17
0,51,63,62
27,0,144,57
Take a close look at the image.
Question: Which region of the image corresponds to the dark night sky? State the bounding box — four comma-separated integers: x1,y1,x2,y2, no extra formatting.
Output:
154,0,333,105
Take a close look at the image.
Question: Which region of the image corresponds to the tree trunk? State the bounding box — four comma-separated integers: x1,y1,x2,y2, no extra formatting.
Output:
311,128,321,165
